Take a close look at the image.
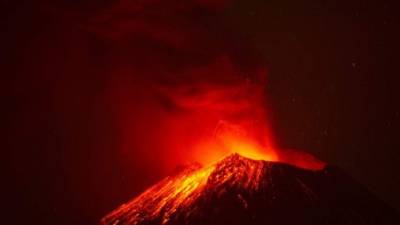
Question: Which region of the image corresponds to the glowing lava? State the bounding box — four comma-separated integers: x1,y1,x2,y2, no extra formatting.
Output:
101,154,323,225
102,163,214,225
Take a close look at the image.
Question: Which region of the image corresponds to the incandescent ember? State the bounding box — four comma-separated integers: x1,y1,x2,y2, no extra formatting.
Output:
101,153,398,225
101,154,267,225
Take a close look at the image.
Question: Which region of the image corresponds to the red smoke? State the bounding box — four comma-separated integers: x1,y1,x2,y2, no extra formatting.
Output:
88,0,324,172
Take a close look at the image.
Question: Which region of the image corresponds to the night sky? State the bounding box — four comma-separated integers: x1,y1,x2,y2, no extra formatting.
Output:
3,0,399,225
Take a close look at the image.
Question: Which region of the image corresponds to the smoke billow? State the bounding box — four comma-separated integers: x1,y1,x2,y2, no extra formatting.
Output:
80,0,323,172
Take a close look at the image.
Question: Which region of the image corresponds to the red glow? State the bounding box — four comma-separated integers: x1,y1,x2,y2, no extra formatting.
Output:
192,120,277,165
97,1,325,174
109,57,325,173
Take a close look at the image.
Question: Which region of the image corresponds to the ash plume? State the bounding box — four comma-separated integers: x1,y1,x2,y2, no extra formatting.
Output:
83,0,282,171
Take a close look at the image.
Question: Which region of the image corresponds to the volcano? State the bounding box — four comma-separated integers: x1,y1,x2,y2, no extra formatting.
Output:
101,154,399,225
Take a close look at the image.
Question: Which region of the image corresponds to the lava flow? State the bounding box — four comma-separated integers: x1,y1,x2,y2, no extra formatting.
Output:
101,153,322,225
101,153,399,225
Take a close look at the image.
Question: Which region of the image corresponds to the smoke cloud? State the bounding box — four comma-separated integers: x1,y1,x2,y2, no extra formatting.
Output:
78,0,283,171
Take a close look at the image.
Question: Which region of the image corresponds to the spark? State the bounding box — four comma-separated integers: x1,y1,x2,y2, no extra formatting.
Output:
101,154,268,225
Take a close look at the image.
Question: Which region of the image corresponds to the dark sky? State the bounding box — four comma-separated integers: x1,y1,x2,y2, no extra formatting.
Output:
3,0,399,225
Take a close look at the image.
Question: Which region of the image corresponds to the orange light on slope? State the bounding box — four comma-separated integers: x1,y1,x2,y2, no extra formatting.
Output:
102,163,215,225
102,154,270,225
